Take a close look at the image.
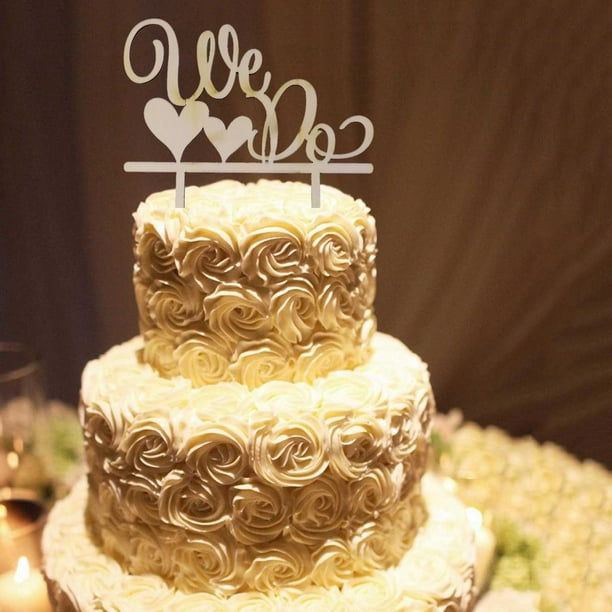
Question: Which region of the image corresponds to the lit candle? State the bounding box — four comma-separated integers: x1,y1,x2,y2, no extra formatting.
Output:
0,556,51,612
466,507,496,593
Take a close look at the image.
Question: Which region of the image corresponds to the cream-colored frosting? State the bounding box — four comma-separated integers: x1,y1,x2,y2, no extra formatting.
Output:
133,180,377,387
43,474,476,611
80,332,434,594
44,180,478,610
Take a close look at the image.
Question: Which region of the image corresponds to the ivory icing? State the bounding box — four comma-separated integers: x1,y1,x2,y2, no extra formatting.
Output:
43,475,476,611
80,332,433,594
132,180,377,387
43,180,476,610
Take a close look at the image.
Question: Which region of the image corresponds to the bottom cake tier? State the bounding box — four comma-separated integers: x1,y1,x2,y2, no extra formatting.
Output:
43,473,476,612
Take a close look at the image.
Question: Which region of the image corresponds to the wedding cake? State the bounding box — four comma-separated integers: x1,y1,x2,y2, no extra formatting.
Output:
43,180,477,611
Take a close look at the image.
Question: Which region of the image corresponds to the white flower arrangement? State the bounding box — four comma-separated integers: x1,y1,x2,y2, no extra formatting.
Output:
434,412,611,612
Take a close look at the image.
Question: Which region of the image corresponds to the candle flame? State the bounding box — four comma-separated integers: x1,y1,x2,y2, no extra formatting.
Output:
14,556,30,583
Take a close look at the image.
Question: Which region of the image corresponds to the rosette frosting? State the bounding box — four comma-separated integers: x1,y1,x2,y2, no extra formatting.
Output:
43,179,479,611
79,332,435,594
43,475,477,611
132,180,377,387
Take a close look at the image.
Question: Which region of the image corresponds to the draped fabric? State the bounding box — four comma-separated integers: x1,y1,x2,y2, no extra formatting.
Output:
1,1,610,464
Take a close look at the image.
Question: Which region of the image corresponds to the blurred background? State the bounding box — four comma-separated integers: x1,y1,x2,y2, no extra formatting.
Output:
1,1,610,464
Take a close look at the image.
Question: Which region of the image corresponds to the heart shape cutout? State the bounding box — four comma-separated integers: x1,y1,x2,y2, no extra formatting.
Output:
144,98,209,160
203,115,254,161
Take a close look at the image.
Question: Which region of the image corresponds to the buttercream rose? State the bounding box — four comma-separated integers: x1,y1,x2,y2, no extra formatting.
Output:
170,594,227,611
142,329,178,377
251,414,328,487
100,452,130,481
127,522,174,579
107,575,178,612
269,277,319,343
78,533,128,593
120,473,162,524
400,550,461,603
311,539,354,588
343,573,404,612
351,519,392,573
290,473,348,544
319,277,356,329
133,270,155,331
352,211,377,255
159,469,227,533
172,530,247,596
136,223,175,279
418,525,474,587
224,592,280,612
287,589,344,612
86,337,145,396
82,398,126,449
93,479,123,522
353,267,377,316
183,419,249,485
328,414,389,480
188,382,249,417
320,371,387,412
121,411,176,473
146,277,203,334
295,332,348,383
250,380,318,419
348,465,400,523
240,219,305,284
229,480,290,544
229,337,293,388
387,404,420,463
307,216,359,276
175,331,231,386
97,524,130,567
173,224,240,294
389,500,420,554
136,375,192,413
244,540,312,590
204,283,271,341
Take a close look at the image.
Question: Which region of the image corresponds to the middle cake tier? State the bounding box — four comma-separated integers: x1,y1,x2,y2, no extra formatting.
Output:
80,332,435,596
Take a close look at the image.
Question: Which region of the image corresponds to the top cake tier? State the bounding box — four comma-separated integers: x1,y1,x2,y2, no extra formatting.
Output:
133,180,377,388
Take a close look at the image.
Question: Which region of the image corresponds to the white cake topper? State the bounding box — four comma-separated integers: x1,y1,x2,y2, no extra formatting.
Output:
123,18,373,208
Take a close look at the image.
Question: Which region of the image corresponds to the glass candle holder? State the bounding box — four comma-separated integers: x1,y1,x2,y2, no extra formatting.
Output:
0,343,45,489
0,490,47,574
0,490,50,611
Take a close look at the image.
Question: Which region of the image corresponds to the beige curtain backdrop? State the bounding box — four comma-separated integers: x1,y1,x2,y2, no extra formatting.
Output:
1,1,610,464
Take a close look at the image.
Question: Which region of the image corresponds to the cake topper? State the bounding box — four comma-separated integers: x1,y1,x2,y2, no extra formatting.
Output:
123,18,373,208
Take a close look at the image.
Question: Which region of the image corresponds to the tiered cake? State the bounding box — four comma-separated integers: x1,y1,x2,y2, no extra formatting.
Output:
43,180,477,611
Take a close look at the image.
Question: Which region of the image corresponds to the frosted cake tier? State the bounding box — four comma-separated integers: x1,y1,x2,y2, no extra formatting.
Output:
43,179,477,612
44,474,476,611
81,332,434,594
133,180,377,387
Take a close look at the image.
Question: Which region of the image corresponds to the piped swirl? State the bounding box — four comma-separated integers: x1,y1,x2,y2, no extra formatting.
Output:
80,332,435,594
132,180,377,387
